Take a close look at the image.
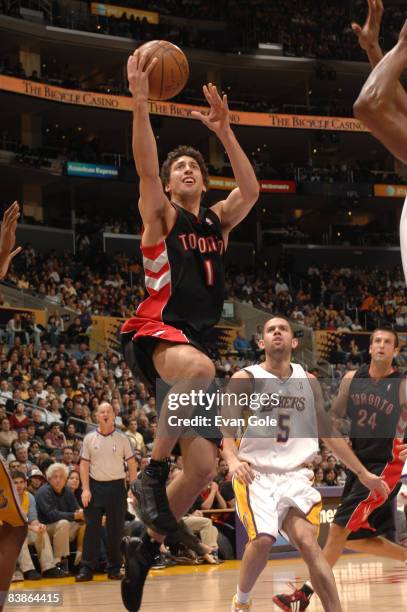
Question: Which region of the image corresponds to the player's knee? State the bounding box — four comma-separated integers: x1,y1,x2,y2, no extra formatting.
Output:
327,522,346,543
184,357,215,381
195,464,217,486
186,452,216,484
295,532,319,557
252,534,274,556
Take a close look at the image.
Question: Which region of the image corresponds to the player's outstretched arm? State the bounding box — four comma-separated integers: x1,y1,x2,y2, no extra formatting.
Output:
351,0,384,68
191,84,259,231
127,51,171,228
354,19,407,164
0,201,22,280
310,373,390,499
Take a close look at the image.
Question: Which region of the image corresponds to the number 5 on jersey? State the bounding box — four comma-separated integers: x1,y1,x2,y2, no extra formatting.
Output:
277,413,291,443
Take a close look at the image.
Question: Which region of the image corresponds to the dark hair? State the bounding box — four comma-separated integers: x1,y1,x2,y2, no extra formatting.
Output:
160,145,209,191
67,469,82,504
323,467,337,480
370,326,399,348
11,470,26,481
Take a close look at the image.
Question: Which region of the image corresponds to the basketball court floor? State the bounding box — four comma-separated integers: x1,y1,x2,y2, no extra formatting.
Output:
8,554,407,611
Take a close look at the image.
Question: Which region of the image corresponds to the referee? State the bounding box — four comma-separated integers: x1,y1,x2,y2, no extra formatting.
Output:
76,402,136,581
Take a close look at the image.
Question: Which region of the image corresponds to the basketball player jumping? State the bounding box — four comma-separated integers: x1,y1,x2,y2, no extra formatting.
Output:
0,201,26,611
222,316,390,612
120,49,259,610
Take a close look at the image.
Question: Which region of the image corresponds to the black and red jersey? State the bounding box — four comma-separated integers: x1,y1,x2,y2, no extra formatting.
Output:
122,204,225,337
347,364,403,463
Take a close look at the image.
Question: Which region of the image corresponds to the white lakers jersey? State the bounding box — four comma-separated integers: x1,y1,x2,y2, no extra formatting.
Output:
238,362,319,471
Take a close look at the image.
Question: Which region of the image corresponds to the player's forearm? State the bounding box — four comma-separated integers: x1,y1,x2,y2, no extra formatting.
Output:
221,437,240,464
321,436,368,478
365,42,384,68
218,128,259,204
355,41,407,120
131,100,160,178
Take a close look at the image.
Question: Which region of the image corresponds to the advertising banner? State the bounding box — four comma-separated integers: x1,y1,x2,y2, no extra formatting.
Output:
90,2,159,23
66,161,118,179
374,184,407,198
260,180,296,193
0,76,369,132
208,177,296,193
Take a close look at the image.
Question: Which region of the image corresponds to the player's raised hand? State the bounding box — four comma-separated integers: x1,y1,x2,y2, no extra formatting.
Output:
228,456,255,485
351,0,383,52
358,469,390,500
191,83,230,136
0,201,22,280
127,50,158,100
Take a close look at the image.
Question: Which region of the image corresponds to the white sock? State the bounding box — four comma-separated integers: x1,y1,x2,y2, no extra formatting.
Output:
236,586,251,604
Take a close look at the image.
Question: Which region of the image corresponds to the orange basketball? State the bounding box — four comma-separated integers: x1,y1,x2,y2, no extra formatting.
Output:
137,40,189,101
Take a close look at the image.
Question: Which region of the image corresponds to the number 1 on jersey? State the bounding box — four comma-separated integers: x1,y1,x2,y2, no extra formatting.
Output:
203,259,214,286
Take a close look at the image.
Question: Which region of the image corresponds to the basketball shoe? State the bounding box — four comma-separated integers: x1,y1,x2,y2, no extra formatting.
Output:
231,595,252,611
120,535,160,611
272,584,311,611
131,458,177,535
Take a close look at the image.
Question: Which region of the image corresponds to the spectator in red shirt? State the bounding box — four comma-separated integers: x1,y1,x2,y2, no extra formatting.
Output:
8,402,29,430
44,423,67,450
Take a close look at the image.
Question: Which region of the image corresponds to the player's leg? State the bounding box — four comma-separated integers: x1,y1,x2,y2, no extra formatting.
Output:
344,489,407,561
280,509,342,612
346,535,407,561
273,473,348,611
321,522,351,567
151,341,216,460
162,436,217,518
231,473,276,611
121,435,218,611
132,341,216,534
238,535,275,591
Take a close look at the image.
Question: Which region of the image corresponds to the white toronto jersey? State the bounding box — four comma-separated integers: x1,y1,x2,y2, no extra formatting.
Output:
238,362,319,471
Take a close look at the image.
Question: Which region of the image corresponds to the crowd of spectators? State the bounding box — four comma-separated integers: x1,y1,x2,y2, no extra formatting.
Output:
1,0,405,61
3,241,407,333
227,263,407,334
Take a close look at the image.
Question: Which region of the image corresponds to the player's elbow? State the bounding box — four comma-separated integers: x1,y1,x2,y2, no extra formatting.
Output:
243,183,260,207
354,86,387,121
